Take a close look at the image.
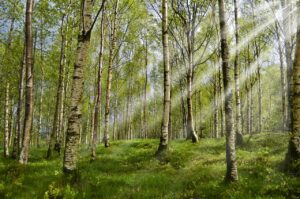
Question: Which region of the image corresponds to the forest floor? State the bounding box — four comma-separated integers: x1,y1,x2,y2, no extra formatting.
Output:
0,133,299,199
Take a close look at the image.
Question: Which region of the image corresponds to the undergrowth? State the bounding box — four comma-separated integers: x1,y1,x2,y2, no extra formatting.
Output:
0,133,299,198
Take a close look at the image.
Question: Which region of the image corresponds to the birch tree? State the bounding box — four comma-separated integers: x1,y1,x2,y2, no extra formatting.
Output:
103,0,119,147
19,0,34,165
218,0,238,182
63,0,105,173
285,0,300,172
157,0,171,154
234,0,243,145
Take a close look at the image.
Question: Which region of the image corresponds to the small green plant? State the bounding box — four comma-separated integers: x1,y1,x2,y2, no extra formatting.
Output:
0,133,299,198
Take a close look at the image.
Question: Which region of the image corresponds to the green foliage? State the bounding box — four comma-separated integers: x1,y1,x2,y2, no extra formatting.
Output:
0,133,299,198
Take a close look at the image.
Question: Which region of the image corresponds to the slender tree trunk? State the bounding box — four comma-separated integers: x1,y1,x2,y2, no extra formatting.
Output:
7,17,15,49
213,72,219,138
138,86,143,139
4,83,10,157
63,39,71,147
3,16,15,154
143,39,148,139
37,25,45,148
180,79,187,138
257,64,262,132
198,91,202,138
246,46,254,135
234,0,243,145
219,65,225,137
37,71,44,148
122,104,127,140
129,89,133,140
58,29,66,145
113,97,118,140
169,64,172,140
63,0,95,173
88,101,94,145
8,99,14,147
31,30,37,147
103,0,119,147
194,91,197,135
91,7,105,159
12,49,26,159
246,84,251,135
62,8,74,147
125,85,130,140
19,0,34,164
276,24,287,131
157,0,171,154
218,0,238,182
48,15,67,158
186,69,198,142
210,118,213,138
186,22,198,142
250,79,254,134
281,0,293,132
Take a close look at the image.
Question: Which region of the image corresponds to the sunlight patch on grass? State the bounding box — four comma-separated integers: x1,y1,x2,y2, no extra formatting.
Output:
0,133,299,198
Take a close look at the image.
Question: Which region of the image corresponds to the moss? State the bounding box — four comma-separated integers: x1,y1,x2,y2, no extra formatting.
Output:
0,133,299,198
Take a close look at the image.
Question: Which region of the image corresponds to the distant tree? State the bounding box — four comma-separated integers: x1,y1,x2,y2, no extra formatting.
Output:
4,83,10,157
143,36,148,139
274,22,287,131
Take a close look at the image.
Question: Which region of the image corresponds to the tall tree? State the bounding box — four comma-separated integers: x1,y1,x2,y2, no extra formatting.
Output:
37,25,44,148
2,12,17,158
218,0,238,181
275,23,287,131
63,0,105,173
233,0,243,145
285,1,300,172
19,0,34,164
157,0,171,154
91,5,105,160
281,0,293,131
103,0,119,147
12,50,26,159
170,0,212,142
48,15,67,158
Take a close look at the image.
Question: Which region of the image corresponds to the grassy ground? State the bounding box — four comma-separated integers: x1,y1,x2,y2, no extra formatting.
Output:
0,133,299,199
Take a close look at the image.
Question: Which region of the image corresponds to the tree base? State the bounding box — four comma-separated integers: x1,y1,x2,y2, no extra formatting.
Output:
63,167,81,184
11,151,18,160
46,148,52,159
236,133,244,147
284,139,300,174
104,142,110,148
155,144,168,156
90,149,97,162
191,133,198,143
224,171,238,183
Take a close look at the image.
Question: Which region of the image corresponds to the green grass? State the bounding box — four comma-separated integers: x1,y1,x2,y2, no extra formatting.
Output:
0,133,299,198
